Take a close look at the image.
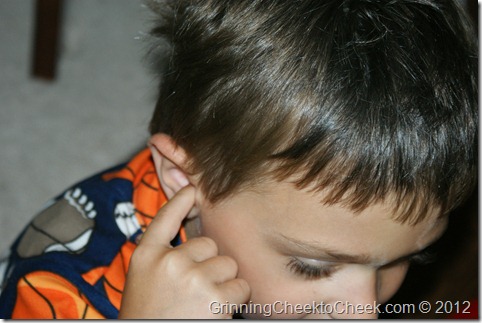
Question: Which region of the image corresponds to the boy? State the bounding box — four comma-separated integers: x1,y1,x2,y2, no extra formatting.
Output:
0,0,477,319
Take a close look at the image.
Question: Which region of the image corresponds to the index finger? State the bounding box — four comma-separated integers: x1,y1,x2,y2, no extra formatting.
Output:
139,185,196,248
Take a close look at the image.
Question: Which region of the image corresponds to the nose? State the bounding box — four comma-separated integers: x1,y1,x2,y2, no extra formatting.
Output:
328,267,379,319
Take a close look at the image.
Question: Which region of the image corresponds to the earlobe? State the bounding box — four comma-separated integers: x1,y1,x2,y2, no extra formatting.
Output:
148,133,191,200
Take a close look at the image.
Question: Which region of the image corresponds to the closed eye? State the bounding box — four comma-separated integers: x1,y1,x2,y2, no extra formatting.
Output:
409,249,437,265
407,238,440,266
286,257,339,280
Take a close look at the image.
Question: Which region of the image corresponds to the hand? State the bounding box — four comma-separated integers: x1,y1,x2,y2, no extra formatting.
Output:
118,186,251,319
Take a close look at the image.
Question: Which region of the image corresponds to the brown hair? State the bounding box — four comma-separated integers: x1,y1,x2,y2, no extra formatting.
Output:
147,0,477,224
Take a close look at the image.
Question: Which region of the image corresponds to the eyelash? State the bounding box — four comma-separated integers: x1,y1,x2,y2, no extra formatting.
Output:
286,258,337,280
287,247,437,279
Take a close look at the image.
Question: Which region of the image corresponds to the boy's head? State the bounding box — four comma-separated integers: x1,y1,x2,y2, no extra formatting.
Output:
147,0,477,223
145,0,477,318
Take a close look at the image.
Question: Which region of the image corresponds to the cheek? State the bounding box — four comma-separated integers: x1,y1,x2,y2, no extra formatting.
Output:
378,262,410,303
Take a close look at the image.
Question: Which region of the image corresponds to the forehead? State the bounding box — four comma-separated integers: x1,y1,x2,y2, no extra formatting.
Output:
212,179,447,262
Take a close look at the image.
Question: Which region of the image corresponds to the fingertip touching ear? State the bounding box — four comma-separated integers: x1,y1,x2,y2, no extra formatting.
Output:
148,133,192,200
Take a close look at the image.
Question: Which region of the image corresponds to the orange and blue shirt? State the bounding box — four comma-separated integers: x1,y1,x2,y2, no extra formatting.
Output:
0,149,184,319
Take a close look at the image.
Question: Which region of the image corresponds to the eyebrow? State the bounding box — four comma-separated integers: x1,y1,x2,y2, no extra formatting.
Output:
273,233,373,264
272,232,440,266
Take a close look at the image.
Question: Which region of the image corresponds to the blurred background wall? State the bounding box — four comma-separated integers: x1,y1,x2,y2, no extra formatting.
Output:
0,0,156,248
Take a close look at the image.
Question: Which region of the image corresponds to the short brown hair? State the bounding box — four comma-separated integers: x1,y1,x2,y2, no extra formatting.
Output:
147,0,477,224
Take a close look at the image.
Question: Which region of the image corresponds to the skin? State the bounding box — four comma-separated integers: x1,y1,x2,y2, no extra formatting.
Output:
198,182,447,319
119,134,447,319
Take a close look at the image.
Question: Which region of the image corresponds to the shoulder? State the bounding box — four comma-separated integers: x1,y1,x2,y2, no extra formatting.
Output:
0,149,166,318
13,163,135,261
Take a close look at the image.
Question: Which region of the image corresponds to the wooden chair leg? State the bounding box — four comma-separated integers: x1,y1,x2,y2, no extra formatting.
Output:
31,0,64,80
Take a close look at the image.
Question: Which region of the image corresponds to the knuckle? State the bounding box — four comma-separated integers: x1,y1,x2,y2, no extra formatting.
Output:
162,249,184,267
185,266,209,288
211,290,228,303
230,279,251,301
161,250,195,277
214,278,251,304
219,255,238,272
186,265,202,279
195,236,218,253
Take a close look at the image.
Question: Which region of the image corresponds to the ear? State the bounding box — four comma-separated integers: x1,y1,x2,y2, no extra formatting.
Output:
148,133,192,200
149,133,202,228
